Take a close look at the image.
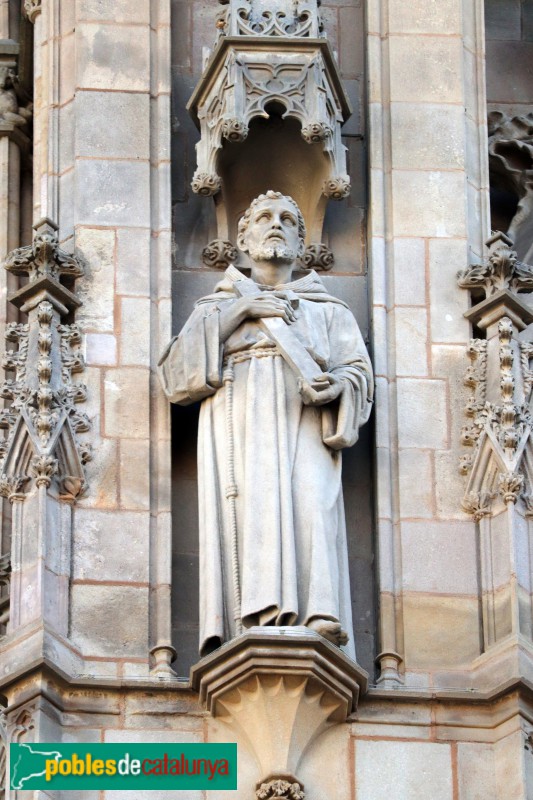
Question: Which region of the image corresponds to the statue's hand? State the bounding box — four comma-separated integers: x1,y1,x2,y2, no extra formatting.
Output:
298,373,343,406
219,293,296,341
240,293,297,324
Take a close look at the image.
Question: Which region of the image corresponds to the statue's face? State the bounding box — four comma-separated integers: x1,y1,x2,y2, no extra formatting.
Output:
243,198,302,263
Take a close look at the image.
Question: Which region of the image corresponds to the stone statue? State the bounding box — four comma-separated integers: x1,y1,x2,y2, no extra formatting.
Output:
158,191,373,660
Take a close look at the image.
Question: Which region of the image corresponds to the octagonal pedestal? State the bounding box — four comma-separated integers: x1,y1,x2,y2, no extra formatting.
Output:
191,627,368,799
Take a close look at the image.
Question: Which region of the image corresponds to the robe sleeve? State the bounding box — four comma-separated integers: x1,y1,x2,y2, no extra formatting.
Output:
321,304,374,450
157,303,224,405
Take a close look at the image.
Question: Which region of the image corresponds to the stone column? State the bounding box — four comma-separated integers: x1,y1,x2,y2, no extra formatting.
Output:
367,0,490,686
457,234,533,704
0,4,32,634
66,0,174,678
0,220,89,676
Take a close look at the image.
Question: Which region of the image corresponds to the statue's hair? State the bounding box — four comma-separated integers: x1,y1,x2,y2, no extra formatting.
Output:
237,191,306,254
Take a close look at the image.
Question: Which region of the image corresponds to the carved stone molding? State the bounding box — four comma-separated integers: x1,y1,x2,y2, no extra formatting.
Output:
191,628,367,797
458,232,533,297
149,644,178,678
375,650,403,686
216,0,324,40
23,0,42,23
459,234,533,518
202,239,238,269
257,778,305,800
301,242,334,271
0,475,29,502
0,218,90,501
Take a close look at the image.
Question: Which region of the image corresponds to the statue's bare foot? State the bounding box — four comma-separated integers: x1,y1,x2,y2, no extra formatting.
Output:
307,619,349,647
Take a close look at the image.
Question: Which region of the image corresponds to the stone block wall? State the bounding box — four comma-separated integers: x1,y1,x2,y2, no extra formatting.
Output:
0,0,175,682
367,0,493,686
486,0,533,112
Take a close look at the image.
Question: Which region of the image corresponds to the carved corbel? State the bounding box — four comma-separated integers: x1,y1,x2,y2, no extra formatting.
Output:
192,629,367,799
23,0,42,24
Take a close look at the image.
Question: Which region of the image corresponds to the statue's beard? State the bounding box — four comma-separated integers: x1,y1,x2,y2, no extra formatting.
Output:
248,241,298,263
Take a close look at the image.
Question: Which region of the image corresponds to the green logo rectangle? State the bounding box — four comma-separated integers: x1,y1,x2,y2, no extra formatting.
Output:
10,742,237,791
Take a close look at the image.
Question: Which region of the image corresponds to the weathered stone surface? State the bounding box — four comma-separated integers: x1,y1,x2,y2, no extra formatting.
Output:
76,161,151,227
70,585,149,657
394,308,428,376
401,521,478,594
72,509,149,582
355,740,453,800
397,379,448,449
457,742,497,800
104,368,150,439
391,104,465,171
76,23,150,92
75,227,116,333
79,0,150,23
392,171,467,238
389,0,462,34
76,91,150,160
402,594,481,669
389,37,463,104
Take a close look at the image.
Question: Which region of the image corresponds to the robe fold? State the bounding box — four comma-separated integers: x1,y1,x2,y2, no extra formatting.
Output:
159,267,373,659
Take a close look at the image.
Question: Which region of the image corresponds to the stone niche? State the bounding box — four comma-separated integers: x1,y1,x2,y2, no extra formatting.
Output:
169,0,374,678
485,0,533,264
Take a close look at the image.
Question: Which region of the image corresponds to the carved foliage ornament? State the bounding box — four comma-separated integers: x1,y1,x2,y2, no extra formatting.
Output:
0,220,90,500
460,318,532,513
301,242,334,270
23,0,42,23
257,780,305,800
457,232,533,297
459,235,533,518
5,224,83,284
202,239,238,269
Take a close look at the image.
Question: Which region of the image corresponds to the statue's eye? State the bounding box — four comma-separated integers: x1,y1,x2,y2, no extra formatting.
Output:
256,212,271,223
282,214,296,226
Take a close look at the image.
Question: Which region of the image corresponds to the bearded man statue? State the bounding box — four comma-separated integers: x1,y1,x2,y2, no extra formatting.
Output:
158,191,373,660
